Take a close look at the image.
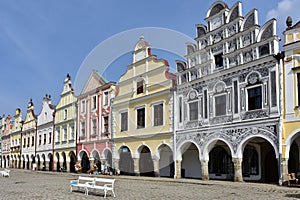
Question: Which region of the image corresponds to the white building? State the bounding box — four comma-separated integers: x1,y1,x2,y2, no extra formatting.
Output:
175,1,280,182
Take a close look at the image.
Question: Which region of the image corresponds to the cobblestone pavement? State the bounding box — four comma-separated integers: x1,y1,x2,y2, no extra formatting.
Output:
1,168,300,200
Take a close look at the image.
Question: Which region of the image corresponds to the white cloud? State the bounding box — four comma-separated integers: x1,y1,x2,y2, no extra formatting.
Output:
267,0,300,34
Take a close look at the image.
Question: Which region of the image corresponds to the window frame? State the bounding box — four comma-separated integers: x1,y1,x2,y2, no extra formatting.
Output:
153,102,164,126
120,111,128,132
136,106,146,129
246,85,263,111
214,94,227,117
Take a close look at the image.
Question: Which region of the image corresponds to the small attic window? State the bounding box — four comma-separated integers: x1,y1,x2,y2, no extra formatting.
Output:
137,80,144,94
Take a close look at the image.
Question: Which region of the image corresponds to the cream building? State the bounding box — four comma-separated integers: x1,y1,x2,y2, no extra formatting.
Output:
10,109,22,169
281,16,300,184
54,74,77,172
112,36,176,177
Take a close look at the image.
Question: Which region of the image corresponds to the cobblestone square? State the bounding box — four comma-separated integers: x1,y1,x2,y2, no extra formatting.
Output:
1,169,300,200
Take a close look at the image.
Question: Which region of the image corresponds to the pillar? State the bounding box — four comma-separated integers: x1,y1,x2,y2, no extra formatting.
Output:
113,158,119,175
232,158,243,182
175,160,181,178
282,158,289,185
201,160,209,180
133,158,140,176
153,158,160,177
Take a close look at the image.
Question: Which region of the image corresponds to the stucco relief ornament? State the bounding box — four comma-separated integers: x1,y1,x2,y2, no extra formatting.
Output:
216,84,224,93
248,74,258,84
252,127,258,134
189,91,197,100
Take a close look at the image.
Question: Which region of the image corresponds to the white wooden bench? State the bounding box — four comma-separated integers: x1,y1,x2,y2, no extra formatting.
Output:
69,176,94,195
1,169,10,178
85,177,116,198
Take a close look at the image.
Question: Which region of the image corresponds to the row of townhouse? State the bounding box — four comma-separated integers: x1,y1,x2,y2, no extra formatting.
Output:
0,73,116,173
1,0,300,185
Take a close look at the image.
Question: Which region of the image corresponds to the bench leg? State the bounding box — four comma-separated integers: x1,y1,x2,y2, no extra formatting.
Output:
112,189,116,197
104,189,107,198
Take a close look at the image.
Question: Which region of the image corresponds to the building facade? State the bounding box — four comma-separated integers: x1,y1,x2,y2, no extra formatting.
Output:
112,36,176,177
0,114,5,168
21,99,37,170
2,115,12,168
10,109,23,168
36,94,55,171
175,1,280,182
54,74,77,172
281,16,300,183
77,70,116,173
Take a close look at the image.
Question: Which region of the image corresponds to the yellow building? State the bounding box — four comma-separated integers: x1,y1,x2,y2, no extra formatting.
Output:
10,108,22,168
281,16,300,184
54,74,77,172
112,36,176,177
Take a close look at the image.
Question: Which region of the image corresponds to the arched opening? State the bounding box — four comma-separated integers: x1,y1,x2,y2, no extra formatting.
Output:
181,142,201,178
42,154,46,171
103,149,112,174
3,156,6,168
158,144,174,178
26,155,30,170
7,155,10,168
242,137,278,183
80,151,90,173
48,153,53,171
37,155,41,170
91,150,101,173
18,155,21,169
242,145,259,178
62,152,67,172
69,151,76,173
288,141,299,174
22,156,25,169
119,146,134,175
139,146,154,177
55,153,60,172
209,141,233,180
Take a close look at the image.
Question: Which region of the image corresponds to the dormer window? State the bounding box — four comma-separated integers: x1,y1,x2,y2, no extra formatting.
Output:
137,80,144,94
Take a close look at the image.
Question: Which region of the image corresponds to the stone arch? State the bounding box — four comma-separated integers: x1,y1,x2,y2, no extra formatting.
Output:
236,134,279,159
177,140,201,161
138,145,154,177
118,146,134,175
69,151,76,173
202,138,234,160
55,152,60,171
157,143,174,178
257,19,276,42
226,2,240,23
179,141,201,178
284,128,300,159
206,1,227,18
241,9,258,31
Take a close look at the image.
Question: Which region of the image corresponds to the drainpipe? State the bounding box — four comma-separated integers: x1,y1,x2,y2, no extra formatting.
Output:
110,96,115,174
172,88,177,179
274,51,285,185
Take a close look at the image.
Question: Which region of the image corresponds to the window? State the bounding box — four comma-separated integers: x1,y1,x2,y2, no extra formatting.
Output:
137,108,145,129
23,138,26,148
92,119,97,135
70,125,74,140
297,73,300,106
43,134,46,144
39,135,41,145
209,147,233,175
81,101,86,113
179,97,183,123
154,104,163,126
189,102,198,120
242,146,259,176
247,86,262,110
27,137,30,147
56,129,60,142
121,112,128,132
215,95,226,116
271,71,277,107
63,127,67,141
137,80,144,94
104,117,109,133
64,109,67,120
233,81,239,114
214,53,223,68
31,136,34,146
81,121,85,137
92,95,97,110
49,132,52,144
204,90,208,119
104,92,109,106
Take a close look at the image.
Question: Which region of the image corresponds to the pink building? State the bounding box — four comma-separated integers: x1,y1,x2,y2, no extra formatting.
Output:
77,70,116,173
2,115,12,168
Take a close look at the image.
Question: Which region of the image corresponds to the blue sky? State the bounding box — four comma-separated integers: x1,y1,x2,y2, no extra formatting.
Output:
0,0,299,118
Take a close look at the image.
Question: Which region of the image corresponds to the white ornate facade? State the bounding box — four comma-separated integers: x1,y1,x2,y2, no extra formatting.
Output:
175,1,280,182
36,94,55,171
